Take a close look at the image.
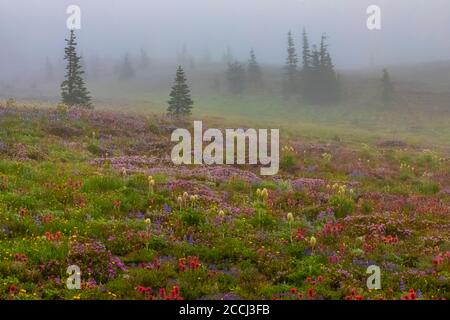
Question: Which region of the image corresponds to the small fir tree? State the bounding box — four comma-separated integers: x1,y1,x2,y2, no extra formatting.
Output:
283,31,299,97
226,61,246,95
119,53,135,80
247,49,262,87
167,66,194,117
60,30,92,108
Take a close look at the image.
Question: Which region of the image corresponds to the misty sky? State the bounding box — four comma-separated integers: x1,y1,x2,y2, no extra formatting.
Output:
1,0,450,78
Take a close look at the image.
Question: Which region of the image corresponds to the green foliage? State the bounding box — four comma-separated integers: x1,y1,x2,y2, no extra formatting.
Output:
226,61,246,95
82,176,123,193
60,30,92,108
179,208,205,226
247,49,262,87
416,180,440,195
280,153,297,172
329,195,355,218
167,66,194,117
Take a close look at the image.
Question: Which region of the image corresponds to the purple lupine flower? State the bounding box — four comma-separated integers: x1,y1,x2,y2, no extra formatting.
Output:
399,280,406,291
163,203,172,214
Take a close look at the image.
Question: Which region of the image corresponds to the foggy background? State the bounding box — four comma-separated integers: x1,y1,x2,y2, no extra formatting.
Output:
1,0,450,74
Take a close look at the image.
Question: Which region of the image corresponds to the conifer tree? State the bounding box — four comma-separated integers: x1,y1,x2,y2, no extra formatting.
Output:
301,28,311,72
226,61,246,95
167,66,194,117
381,68,394,105
283,31,299,97
222,46,234,65
139,48,150,69
119,53,135,80
247,49,262,87
302,33,339,104
300,28,312,97
319,34,339,103
308,45,322,103
60,30,92,108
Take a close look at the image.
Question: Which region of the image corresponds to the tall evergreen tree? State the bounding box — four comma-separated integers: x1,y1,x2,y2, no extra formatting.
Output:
226,61,246,95
247,49,262,87
300,28,312,97
119,53,135,80
301,28,311,72
167,66,194,117
283,31,299,97
381,68,394,105
60,30,92,108
307,45,322,103
139,48,150,69
319,34,339,103
222,46,233,65
301,33,339,104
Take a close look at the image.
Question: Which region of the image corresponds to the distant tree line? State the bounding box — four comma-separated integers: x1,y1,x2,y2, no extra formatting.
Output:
58,29,394,112
283,29,340,104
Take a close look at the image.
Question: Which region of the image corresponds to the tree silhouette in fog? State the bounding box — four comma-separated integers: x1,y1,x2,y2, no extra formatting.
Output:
167,66,194,117
60,30,92,108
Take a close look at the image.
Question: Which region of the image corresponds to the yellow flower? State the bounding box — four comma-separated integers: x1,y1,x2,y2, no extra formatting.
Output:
310,236,317,248
218,210,225,217
261,188,269,199
144,218,151,225
287,212,294,222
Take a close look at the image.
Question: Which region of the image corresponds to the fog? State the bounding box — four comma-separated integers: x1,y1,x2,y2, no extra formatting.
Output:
1,0,450,81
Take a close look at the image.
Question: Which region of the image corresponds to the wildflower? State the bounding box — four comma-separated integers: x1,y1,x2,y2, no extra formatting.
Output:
261,188,269,199
287,212,294,222
307,287,314,298
433,255,445,266
13,253,28,263
19,208,27,217
159,288,166,299
148,176,155,194
310,236,317,248
188,256,201,269
163,203,172,214
218,210,225,218
402,289,417,300
296,227,305,241
328,254,340,264
113,199,121,210
8,285,18,295
144,218,151,225
137,285,151,294
178,258,186,272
